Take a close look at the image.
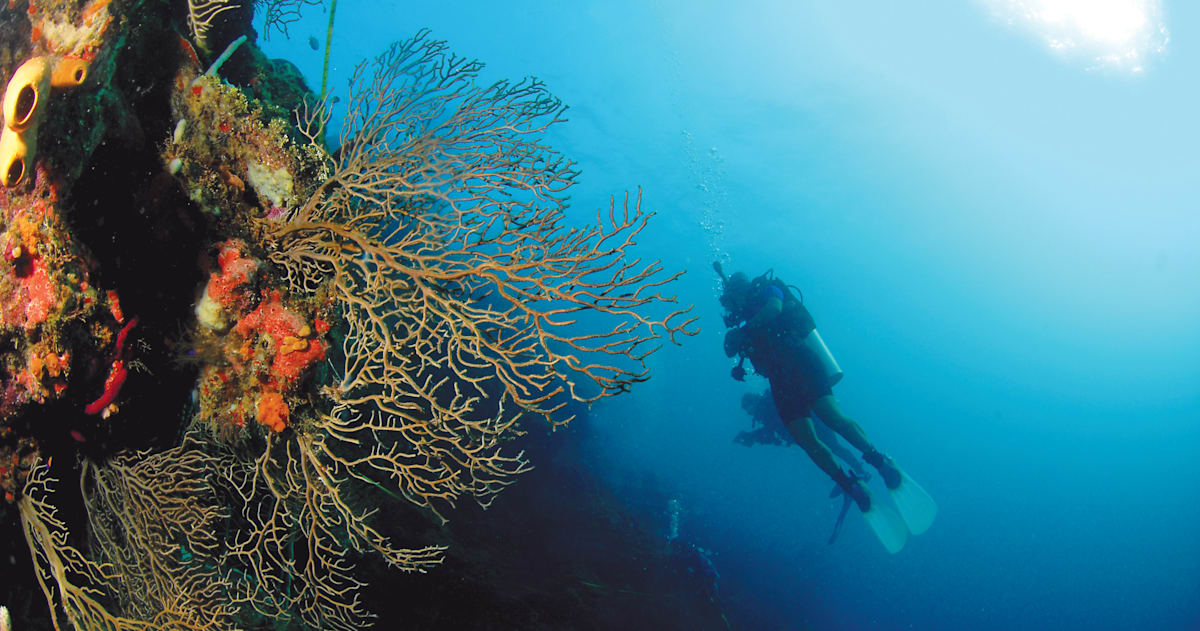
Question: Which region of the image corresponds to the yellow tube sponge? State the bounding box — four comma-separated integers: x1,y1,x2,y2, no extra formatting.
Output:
0,125,37,187
3,57,51,133
50,57,88,89
0,56,90,188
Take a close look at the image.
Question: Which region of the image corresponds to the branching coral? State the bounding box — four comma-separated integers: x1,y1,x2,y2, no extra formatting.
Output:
148,27,696,629
19,462,150,631
213,432,446,630
21,448,238,631
81,438,238,628
187,0,240,51
255,0,324,40
264,29,696,522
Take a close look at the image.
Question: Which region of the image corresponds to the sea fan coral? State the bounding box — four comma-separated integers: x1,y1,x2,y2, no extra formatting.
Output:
2,3,693,627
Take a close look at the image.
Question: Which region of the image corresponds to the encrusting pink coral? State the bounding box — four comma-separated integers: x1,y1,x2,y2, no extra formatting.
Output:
206,239,259,311
19,257,53,328
234,292,324,385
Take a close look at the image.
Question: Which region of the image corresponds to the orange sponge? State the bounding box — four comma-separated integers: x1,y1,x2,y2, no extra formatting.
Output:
256,391,289,433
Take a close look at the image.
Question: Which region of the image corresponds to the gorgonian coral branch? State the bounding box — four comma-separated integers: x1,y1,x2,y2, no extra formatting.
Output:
255,0,324,40
216,432,445,631
187,0,240,50
82,438,237,628
19,462,152,631
266,28,697,518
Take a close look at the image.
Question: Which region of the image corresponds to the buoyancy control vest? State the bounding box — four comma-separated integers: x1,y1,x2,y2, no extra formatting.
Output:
749,271,816,338
736,271,843,386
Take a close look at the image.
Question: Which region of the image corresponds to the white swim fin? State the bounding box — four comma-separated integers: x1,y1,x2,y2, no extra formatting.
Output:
860,487,908,554
889,469,937,535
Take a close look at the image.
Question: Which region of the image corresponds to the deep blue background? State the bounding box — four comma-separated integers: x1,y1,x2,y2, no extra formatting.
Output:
263,3,1200,628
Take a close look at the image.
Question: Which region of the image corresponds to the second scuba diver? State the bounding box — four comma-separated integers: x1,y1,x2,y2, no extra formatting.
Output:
714,261,936,553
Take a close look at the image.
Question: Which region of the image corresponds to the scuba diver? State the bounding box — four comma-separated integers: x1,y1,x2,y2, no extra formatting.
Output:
714,261,936,553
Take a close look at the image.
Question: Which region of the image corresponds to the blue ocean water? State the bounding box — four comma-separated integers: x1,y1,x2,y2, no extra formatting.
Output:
265,2,1200,629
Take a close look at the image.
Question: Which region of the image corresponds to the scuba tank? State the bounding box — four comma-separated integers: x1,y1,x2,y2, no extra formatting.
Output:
768,270,843,388
803,329,843,386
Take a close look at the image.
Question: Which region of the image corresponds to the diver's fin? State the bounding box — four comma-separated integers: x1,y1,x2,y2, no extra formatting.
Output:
889,469,937,535
860,488,908,554
828,493,852,544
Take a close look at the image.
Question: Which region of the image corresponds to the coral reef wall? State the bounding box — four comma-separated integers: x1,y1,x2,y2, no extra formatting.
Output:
0,1,695,629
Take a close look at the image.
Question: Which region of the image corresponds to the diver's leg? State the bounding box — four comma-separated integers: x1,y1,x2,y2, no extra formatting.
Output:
810,395,872,453
812,395,900,489
784,415,870,511
813,421,869,477
782,416,840,480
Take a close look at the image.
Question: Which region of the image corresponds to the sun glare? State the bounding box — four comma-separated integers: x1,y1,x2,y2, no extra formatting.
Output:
984,0,1168,73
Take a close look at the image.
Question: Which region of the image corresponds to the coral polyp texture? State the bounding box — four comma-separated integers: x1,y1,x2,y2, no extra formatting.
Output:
0,2,694,628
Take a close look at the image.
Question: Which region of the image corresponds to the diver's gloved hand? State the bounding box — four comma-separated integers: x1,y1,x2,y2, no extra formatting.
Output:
722,311,740,328
730,364,746,381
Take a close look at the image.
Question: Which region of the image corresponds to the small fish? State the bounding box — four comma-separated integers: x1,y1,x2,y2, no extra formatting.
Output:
308,36,320,51
70,429,87,443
